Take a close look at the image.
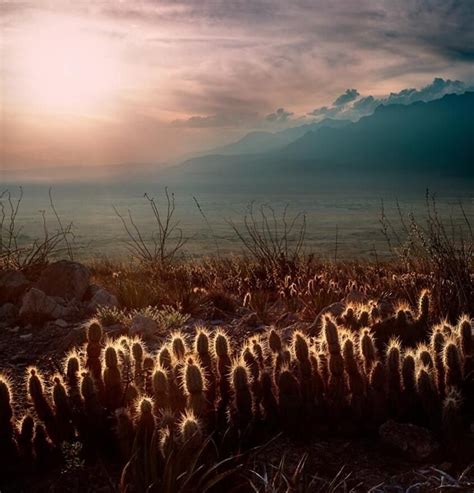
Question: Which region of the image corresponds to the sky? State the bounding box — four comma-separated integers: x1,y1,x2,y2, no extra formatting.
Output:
1,0,473,170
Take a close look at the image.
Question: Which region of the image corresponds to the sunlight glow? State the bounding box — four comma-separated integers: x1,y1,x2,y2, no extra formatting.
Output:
13,15,122,115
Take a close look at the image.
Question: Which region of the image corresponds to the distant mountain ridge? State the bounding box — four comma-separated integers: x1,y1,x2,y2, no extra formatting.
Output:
206,118,351,156
173,92,474,182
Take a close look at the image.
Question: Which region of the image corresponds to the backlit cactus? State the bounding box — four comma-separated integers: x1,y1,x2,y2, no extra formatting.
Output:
386,339,402,417
182,358,207,417
86,319,103,383
152,365,169,413
3,301,473,478
230,360,253,430
103,345,123,411
443,339,463,389
0,376,17,459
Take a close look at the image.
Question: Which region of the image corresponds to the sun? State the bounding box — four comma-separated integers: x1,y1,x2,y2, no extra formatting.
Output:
13,15,122,115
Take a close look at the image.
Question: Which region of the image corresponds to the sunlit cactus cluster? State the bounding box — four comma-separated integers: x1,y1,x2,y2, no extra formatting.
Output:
1,291,473,490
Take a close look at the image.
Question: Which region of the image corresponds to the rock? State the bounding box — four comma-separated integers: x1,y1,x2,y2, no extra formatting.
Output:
53,319,69,328
0,302,18,322
308,302,346,336
88,287,119,311
129,314,158,338
275,312,298,328
36,261,90,301
0,270,30,303
238,312,260,328
379,420,439,461
19,288,71,322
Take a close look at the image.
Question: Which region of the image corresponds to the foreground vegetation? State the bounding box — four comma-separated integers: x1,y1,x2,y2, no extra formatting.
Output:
1,293,473,491
0,188,473,491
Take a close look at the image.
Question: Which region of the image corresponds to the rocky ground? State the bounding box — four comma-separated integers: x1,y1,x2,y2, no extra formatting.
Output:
1,261,473,492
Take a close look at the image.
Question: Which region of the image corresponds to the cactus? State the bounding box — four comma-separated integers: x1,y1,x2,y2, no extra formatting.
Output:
143,356,155,396
342,338,365,419
86,319,103,383
443,340,463,389
80,371,105,446
292,332,313,400
27,368,57,443
18,414,34,463
251,338,265,368
230,360,253,430
458,316,473,357
52,376,74,442
400,351,418,421
135,397,156,449
416,366,439,428
268,328,282,353
323,319,348,418
182,358,207,417
0,376,18,458
242,346,262,419
386,339,402,417
195,328,216,405
103,345,123,411
260,371,278,426
415,344,433,369
33,422,54,467
369,361,387,425
430,327,446,397
178,410,203,464
417,290,430,324
274,347,291,384
442,388,463,450
360,329,377,375
214,330,232,410
358,310,369,328
116,408,135,460
132,339,145,390
152,365,169,413
170,332,187,362
64,352,82,410
158,346,172,371
277,368,301,437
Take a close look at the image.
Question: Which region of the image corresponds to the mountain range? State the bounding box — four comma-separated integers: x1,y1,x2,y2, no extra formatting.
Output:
169,92,473,184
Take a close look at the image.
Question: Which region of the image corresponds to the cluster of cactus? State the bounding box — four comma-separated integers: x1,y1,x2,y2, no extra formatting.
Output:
1,304,473,488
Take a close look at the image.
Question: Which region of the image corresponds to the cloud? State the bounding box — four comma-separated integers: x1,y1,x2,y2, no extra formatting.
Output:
265,107,293,123
333,89,360,106
2,0,474,167
172,110,259,128
309,77,474,121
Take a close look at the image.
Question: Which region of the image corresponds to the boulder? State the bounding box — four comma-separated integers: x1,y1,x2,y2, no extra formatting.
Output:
36,261,90,301
88,287,119,311
0,270,30,303
19,288,71,322
0,302,18,323
129,314,158,338
379,420,439,461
